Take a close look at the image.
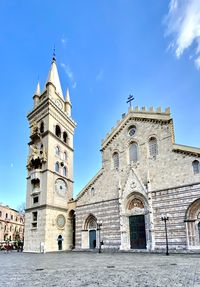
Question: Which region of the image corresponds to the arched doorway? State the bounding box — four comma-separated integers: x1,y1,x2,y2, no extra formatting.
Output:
82,214,97,249
128,198,146,249
185,198,200,249
120,192,150,250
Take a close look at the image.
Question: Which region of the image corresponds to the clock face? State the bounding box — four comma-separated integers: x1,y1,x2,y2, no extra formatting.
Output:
55,99,63,110
56,214,66,228
55,179,67,197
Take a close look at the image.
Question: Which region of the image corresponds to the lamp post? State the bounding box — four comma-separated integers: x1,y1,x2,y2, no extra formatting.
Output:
161,214,169,256
97,221,102,254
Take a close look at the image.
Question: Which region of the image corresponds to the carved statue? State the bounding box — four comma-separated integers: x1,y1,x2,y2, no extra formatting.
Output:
27,142,47,171
31,122,38,135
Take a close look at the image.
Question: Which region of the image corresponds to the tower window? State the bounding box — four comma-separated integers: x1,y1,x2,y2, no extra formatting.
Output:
149,137,158,157
55,146,60,156
0,211,2,217
63,152,67,161
55,162,59,173
63,132,68,143
40,122,44,134
31,178,40,192
32,211,38,228
113,152,119,169
192,160,200,174
63,166,67,177
33,196,39,204
55,125,61,138
129,142,138,162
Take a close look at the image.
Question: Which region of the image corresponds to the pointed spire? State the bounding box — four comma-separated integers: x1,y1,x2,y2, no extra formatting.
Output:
33,81,40,107
46,50,64,99
66,88,71,104
34,81,40,96
65,88,72,116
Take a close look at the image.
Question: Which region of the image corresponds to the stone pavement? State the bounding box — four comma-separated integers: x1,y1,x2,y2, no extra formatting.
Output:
0,251,200,287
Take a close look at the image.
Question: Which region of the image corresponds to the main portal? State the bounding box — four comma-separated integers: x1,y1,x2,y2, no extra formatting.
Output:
129,215,146,249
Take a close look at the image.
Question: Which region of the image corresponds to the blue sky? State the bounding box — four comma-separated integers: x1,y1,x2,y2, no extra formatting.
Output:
0,0,200,210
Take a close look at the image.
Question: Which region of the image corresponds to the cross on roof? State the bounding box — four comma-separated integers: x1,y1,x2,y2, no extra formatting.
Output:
127,95,134,107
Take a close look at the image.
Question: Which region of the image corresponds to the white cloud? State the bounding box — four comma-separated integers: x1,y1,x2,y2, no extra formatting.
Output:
96,68,104,81
61,37,68,45
60,62,77,89
195,56,200,69
165,0,200,68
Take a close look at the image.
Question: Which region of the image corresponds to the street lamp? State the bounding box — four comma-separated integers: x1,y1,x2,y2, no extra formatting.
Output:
161,214,169,256
97,221,103,254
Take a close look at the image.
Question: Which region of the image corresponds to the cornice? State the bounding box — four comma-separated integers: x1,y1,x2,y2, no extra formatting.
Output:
25,204,69,213
26,168,74,184
172,144,200,157
77,197,119,208
27,97,76,130
151,181,200,194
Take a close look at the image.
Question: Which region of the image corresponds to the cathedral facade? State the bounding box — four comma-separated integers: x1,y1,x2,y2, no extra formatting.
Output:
76,106,200,252
24,57,200,253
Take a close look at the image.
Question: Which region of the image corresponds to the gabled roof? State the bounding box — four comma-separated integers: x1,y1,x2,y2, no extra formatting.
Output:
101,106,172,151
76,169,103,200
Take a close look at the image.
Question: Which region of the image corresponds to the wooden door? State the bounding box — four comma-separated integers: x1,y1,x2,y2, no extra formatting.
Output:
129,215,146,249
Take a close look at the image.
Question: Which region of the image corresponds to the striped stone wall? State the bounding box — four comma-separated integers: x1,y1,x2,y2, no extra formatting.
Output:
75,198,121,250
152,182,200,250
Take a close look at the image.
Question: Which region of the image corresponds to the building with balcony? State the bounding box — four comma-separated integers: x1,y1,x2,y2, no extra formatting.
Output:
0,204,24,242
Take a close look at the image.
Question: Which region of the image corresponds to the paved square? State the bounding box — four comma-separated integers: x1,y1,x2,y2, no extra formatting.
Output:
0,251,200,287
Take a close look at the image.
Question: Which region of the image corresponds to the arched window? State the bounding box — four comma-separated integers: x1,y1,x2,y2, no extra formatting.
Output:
90,187,95,196
55,125,61,138
55,162,59,173
113,152,119,169
55,146,60,156
63,166,67,177
40,122,44,134
129,142,138,162
149,137,158,157
192,160,200,174
63,152,67,161
63,132,68,143
88,218,97,229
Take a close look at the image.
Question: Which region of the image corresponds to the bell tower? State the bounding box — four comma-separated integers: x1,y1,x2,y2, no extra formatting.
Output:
24,55,76,252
